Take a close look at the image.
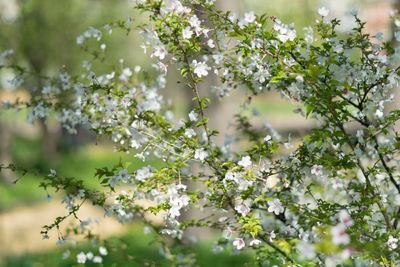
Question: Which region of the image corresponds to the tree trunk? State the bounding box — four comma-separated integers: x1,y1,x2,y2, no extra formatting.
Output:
180,0,240,242
0,120,14,183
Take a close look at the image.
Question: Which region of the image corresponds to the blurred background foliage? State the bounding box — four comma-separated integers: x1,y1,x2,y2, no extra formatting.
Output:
0,0,397,266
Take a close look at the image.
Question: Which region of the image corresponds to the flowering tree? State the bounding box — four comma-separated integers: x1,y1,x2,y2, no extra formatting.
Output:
2,0,400,265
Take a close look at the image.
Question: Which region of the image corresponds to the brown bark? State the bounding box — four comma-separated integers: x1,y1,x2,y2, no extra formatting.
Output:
39,118,59,161
0,120,15,183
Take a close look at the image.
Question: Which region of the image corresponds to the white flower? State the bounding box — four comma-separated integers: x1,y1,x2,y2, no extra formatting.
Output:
268,230,276,242
267,199,284,215
317,7,329,17
135,165,154,182
331,223,350,245
338,210,353,227
264,135,272,143
86,252,93,260
387,235,398,250
185,128,196,138
189,110,198,121
244,11,256,23
235,202,251,216
93,256,103,263
375,109,384,119
238,179,253,191
76,189,85,199
276,26,296,43
225,170,239,183
222,227,232,239
233,238,245,250
169,205,181,218
349,9,358,16
249,239,261,246
194,148,208,161
118,169,130,183
238,156,252,168
206,39,215,48
99,246,108,256
191,60,211,77
62,250,70,260
333,45,343,54
311,165,323,176
182,27,193,39
48,169,57,177
395,32,400,42
119,67,132,82
77,252,86,264
153,45,167,60
76,35,84,44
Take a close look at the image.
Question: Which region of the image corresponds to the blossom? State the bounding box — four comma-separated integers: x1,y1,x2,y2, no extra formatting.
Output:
93,256,103,263
62,250,70,260
191,60,211,77
222,227,232,239
153,45,167,60
244,11,256,23
264,135,272,143
235,202,251,216
225,170,239,183
189,110,198,121
48,169,57,177
237,179,253,191
99,246,108,256
375,109,384,118
338,210,353,227
311,165,323,176
76,35,84,44
194,148,208,161
267,199,284,215
331,224,350,245
349,9,358,16
77,252,86,264
318,7,329,17
185,128,196,138
387,235,398,250
169,206,181,218
268,230,276,242
119,67,132,82
238,156,252,168
135,165,154,182
182,27,193,39
86,252,94,260
118,169,130,183
233,238,245,250
206,39,215,48
274,23,296,43
249,239,261,246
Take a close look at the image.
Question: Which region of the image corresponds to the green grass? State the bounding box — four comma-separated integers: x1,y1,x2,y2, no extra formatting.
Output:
2,224,256,267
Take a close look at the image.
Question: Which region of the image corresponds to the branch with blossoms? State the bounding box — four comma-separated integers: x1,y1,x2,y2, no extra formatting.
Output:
4,0,400,265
